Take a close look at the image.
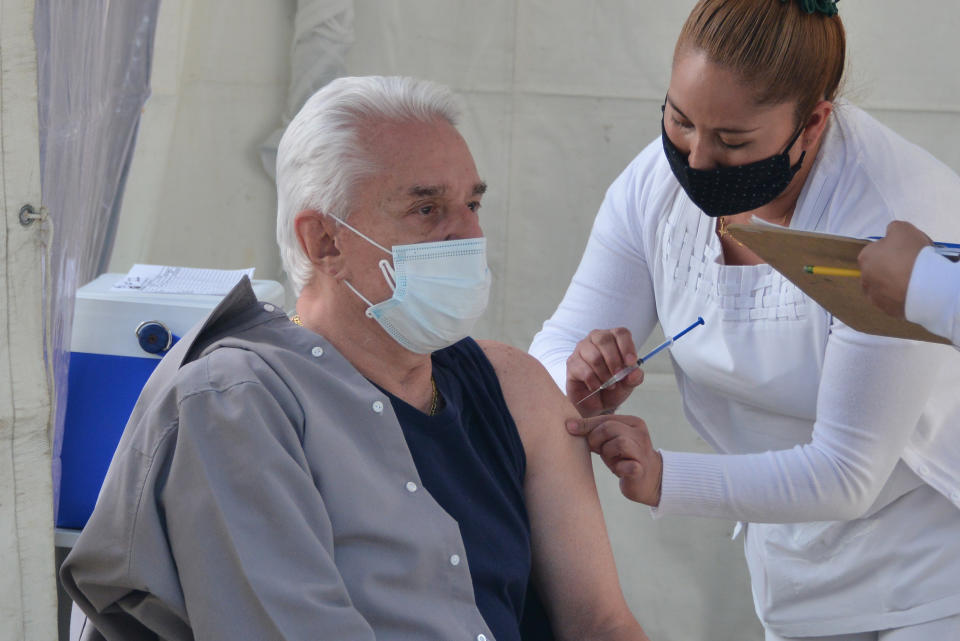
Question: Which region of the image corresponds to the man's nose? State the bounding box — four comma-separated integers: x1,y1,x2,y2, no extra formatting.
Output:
446,205,484,240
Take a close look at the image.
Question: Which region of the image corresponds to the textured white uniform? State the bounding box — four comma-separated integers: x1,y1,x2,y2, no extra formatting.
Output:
530,104,960,636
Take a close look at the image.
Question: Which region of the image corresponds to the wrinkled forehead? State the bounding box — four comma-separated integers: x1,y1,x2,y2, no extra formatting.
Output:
357,118,484,199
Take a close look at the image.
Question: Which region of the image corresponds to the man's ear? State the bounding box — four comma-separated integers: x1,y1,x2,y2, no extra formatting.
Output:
294,210,344,277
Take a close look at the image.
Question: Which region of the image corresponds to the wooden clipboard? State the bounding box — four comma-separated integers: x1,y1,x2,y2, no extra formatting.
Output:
726,223,951,344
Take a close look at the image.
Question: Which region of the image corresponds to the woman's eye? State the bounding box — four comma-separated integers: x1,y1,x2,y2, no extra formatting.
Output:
719,139,747,150
672,117,693,130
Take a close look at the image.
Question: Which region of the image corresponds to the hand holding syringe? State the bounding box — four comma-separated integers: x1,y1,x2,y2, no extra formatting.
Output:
576,317,705,406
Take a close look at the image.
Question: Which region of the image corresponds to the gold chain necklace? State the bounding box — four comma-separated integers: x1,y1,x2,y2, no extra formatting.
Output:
718,210,793,242
428,376,440,416
717,216,730,238
290,313,441,416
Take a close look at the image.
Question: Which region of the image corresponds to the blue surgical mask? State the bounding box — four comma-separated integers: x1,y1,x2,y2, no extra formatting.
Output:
335,217,491,354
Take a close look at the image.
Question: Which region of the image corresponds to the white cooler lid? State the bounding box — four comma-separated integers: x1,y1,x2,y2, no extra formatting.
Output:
71,273,285,358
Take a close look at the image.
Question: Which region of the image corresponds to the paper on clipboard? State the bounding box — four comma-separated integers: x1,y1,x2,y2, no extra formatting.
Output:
112,264,255,295
725,222,951,344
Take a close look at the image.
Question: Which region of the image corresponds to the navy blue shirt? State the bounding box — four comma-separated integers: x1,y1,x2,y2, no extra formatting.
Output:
380,338,555,641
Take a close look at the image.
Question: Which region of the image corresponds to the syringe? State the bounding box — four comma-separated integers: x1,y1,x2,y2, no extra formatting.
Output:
576,316,705,406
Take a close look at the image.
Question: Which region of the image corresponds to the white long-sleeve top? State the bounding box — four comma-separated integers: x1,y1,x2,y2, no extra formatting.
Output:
906,246,960,347
530,104,960,636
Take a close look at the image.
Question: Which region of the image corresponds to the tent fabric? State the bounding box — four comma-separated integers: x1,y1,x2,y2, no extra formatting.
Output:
34,0,160,512
259,0,355,180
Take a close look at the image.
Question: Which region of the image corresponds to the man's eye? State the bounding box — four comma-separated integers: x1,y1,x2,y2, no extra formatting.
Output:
418,205,434,216
467,201,481,213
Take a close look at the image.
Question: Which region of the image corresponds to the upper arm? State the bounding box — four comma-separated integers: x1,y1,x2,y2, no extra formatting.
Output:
162,367,376,641
481,341,643,640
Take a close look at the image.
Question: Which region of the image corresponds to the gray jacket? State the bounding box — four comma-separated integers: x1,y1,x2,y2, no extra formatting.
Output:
61,278,494,641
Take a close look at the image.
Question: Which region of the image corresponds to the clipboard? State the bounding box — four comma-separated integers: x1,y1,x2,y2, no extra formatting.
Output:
726,223,951,345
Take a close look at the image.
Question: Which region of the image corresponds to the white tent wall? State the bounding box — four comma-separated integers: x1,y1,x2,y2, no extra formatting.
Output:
107,0,292,285
0,0,57,639
105,1,960,639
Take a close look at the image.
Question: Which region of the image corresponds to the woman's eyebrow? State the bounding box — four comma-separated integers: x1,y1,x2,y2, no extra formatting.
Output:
666,95,760,134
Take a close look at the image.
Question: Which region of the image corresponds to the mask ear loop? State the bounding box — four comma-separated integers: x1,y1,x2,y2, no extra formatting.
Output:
334,216,398,317
334,216,393,255
378,259,397,292
346,261,395,319
343,280,378,317
782,122,808,170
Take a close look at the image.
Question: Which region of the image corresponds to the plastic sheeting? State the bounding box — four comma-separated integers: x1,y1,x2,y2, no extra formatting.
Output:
260,0,354,179
34,0,160,513
1,0,57,637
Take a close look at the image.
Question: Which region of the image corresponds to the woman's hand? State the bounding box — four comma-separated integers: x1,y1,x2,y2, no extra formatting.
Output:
566,328,644,417
566,414,662,506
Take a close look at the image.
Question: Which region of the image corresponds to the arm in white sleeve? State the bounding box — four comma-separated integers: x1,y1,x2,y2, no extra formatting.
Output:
529,164,660,389
905,246,960,347
655,323,949,523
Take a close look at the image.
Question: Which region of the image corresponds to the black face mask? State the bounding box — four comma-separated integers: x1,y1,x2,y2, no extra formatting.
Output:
661,105,806,218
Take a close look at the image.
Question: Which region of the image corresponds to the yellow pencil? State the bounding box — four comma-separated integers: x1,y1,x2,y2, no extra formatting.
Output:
803,265,861,277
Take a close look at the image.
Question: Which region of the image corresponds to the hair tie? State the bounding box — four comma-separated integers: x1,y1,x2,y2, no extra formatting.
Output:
781,0,839,17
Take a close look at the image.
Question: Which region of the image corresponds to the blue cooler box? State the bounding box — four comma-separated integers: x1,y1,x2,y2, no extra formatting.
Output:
56,273,285,529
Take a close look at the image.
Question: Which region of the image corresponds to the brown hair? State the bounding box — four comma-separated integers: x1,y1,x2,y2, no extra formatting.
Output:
675,0,845,125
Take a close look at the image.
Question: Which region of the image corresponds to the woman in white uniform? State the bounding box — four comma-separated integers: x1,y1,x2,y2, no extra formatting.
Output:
529,1,960,639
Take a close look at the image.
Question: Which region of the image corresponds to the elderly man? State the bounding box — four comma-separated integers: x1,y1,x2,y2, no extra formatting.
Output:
61,76,649,641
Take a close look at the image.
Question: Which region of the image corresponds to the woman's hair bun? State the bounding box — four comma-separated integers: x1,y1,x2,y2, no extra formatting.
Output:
781,0,839,17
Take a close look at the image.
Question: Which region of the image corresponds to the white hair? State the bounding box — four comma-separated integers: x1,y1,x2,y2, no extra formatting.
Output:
275,75,462,295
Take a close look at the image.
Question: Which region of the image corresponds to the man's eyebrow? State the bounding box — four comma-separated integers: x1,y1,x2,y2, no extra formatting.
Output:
407,182,488,197
409,185,444,198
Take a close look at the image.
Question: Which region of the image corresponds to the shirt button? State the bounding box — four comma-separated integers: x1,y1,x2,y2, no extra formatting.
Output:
311,346,324,357
449,554,461,566
951,491,960,503
372,400,384,414
405,481,417,493
477,635,487,641
263,303,275,312
917,464,930,477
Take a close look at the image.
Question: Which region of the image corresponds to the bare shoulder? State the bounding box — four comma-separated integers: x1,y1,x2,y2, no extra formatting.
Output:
477,340,564,402
477,340,577,447
478,340,550,380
